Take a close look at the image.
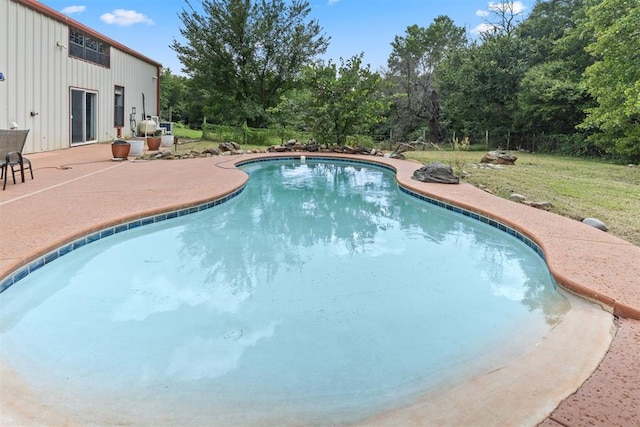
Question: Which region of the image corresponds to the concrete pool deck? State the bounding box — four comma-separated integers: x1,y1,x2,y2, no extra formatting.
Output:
0,144,638,425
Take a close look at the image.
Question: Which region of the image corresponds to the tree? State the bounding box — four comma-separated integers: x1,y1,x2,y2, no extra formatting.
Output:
517,0,586,66
517,60,587,134
266,89,311,142
302,55,389,145
436,34,528,147
515,0,595,152
386,17,467,143
159,68,188,122
580,0,640,161
171,0,329,127
479,0,526,36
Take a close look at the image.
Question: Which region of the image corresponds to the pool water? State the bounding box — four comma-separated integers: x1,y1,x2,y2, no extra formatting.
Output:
0,160,570,425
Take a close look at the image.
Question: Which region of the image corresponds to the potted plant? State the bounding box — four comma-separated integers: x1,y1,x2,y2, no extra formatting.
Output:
111,139,131,160
146,129,162,151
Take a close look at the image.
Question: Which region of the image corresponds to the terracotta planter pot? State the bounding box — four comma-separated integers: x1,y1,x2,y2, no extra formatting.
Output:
111,140,130,159
146,137,161,151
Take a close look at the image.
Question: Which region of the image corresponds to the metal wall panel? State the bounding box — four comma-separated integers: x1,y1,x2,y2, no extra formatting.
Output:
0,0,160,154
0,1,11,138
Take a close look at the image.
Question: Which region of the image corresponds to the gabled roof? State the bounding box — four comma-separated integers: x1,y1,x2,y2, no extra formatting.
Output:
14,0,162,68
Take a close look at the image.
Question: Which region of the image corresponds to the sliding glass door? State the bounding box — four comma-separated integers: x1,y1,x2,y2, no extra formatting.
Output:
71,89,97,145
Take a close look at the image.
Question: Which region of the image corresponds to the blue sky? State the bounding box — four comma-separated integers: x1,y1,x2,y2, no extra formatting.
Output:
41,0,529,74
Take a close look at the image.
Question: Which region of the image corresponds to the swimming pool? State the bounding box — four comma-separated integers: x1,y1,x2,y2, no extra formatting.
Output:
0,159,572,425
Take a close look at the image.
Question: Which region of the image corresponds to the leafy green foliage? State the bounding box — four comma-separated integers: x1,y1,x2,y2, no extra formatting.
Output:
386,17,467,143
436,34,527,147
580,0,640,162
266,89,311,142
517,0,586,66
515,0,594,148
167,0,639,163
517,60,587,134
302,55,390,145
159,68,188,122
171,0,328,128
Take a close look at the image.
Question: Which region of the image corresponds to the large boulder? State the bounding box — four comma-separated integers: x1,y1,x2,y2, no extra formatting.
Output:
412,162,460,184
480,150,518,165
219,141,242,152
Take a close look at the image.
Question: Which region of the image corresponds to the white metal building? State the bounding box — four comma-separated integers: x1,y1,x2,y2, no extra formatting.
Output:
0,0,161,154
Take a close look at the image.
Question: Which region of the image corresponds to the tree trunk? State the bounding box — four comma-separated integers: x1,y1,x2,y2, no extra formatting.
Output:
428,117,440,144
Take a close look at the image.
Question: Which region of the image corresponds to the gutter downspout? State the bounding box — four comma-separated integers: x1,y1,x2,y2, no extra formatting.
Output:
155,65,161,118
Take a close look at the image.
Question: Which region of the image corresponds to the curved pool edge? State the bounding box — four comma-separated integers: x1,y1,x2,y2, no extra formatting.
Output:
232,152,640,320
0,145,638,425
356,290,615,426
2,150,638,320
0,291,615,427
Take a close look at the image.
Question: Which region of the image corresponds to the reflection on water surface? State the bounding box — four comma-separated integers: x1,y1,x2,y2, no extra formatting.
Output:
0,160,570,425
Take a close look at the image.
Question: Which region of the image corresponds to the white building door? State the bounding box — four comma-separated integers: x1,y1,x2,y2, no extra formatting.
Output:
71,89,97,145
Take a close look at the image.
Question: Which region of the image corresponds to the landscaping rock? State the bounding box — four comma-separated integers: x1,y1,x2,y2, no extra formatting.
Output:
412,162,460,184
582,217,609,232
510,193,527,202
530,201,553,211
219,141,242,152
480,150,518,165
202,147,220,156
341,145,358,154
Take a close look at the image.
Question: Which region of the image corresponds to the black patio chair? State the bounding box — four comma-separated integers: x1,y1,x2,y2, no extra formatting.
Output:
0,129,32,190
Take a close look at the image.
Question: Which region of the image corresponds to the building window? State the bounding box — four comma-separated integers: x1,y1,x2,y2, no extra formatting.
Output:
114,86,125,127
69,28,110,67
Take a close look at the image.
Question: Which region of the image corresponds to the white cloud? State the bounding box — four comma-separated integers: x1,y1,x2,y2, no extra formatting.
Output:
61,5,86,15
100,9,153,26
472,23,497,35
487,1,527,15
474,1,527,34
477,1,527,19
512,1,528,14
328,0,340,4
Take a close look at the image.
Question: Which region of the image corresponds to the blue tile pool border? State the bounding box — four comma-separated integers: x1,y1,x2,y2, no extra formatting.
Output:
1,155,545,293
396,185,545,259
0,185,246,293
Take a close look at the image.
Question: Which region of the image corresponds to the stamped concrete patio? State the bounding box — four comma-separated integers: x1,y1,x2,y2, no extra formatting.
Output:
0,144,638,426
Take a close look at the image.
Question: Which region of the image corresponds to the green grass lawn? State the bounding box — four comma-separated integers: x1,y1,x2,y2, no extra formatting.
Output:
406,150,640,246
165,133,640,246
172,124,203,140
